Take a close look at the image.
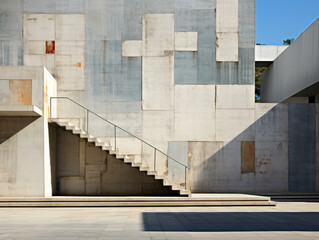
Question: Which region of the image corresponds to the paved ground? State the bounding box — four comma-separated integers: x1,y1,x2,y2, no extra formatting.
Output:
0,202,318,240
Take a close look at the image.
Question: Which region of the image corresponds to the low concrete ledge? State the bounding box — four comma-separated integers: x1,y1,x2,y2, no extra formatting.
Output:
0,105,42,116
0,194,276,206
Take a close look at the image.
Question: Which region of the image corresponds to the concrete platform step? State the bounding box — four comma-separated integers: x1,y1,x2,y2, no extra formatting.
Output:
0,201,276,207
0,195,276,207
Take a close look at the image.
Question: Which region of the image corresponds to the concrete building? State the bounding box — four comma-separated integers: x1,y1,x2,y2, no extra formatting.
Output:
0,0,318,198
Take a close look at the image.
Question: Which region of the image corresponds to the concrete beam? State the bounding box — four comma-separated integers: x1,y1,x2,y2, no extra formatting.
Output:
255,45,288,67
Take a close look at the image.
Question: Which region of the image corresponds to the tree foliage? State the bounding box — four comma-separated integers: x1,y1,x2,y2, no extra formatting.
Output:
255,67,267,102
283,38,295,45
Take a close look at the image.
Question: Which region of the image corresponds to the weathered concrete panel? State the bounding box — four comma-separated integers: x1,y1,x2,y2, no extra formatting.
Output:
0,80,10,105
56,128,80,177
55,0,86,14
238,0,254,48
55,41,85,55
174,52,197,84
0,118,46,197
105,1,125,41
23,0,56,14
175,85,215,113
175,0,215,9
238,48,254,84
23,14,55,41
216,62,238,84
175,85,215,141
24,55,55,75
255,103,288,142
0,0,23,40
197,10,216,84
175,9,198,32
216,0,238,33
0,41,23,66
56,14,85,41
60,177,85,195
55,66,84,91
122,40,142,57
175,9,216,84
55,55,85,67
85,0,108,40
216,32,238,62
9,80,32,105
216,85,255,109
142,111,174,173
143,0,175,14
142,14,174,57
142,56,174,110
24,41,46,55
168,141,188,187
216,0,238,62
123,0,143,40
255,141,288,192
0,66,45,110
175,32,198,51
241,141,255,173
104,41,142,102
289,104,316,192
189,141,224,192
175,113,215,141
216,109,255,141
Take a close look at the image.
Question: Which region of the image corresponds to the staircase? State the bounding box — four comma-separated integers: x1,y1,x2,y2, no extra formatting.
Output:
50,117,190,196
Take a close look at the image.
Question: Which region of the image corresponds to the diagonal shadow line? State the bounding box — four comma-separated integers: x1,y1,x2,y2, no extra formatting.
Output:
0,116,39,145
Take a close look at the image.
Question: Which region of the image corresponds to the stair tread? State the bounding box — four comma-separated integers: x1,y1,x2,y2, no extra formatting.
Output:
50,118,191,196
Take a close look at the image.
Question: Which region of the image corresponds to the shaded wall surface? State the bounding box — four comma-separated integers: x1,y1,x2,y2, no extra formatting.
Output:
169,103,319,193
49,125,178,196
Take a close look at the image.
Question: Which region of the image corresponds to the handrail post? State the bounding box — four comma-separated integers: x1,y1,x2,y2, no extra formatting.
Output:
114,126,117,151
86,110,89,133
154,148,156,171
50,97,52,118
185,166,187,190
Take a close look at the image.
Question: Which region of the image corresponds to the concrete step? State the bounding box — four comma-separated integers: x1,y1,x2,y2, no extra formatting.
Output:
73,128,85,135
0,195,276,207
50,118,190,196
0,201,276,207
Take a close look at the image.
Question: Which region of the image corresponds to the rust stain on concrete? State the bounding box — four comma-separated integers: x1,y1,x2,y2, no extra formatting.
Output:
241,141,255,173
9,80,32,105
46,41,55,54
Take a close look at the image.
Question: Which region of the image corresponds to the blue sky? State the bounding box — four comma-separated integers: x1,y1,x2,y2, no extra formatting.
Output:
256,0,319,45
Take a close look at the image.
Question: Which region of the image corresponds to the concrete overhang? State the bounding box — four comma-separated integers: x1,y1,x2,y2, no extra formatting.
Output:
0,105,43,116
260,19,319,103
255,45,289,67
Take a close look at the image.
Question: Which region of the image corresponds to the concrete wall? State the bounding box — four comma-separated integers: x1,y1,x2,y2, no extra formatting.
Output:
169,103,319,193
0,117,50,197
261,19,319,103
0,66,57,197
1,0,318,195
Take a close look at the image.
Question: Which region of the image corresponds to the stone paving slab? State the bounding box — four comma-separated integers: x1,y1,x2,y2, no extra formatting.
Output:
0,202,318,239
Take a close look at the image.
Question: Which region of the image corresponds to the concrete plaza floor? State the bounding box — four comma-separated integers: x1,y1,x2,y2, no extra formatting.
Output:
0,202,318,240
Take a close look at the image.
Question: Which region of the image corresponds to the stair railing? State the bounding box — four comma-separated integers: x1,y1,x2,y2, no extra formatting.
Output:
50,97,190,190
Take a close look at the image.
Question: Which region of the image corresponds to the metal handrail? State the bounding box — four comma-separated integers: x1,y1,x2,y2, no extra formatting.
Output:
50,97,190,171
